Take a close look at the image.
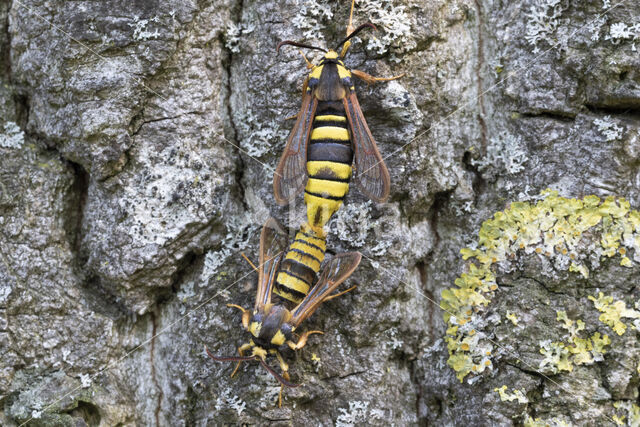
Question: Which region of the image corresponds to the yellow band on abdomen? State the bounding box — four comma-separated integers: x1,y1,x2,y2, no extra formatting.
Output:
315,114,347,122
306,178,350,198
311,126,350,141
284,250,321,272
289,241,325,263
307,161,352,179
275,271,311,295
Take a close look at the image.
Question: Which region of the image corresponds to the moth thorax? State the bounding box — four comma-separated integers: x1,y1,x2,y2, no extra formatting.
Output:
249,305,293,349
324,50,339,60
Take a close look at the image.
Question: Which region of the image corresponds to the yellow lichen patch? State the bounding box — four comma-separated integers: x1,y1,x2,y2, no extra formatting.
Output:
523,414,572,427
556,311,585,337
613,401,640,427
539,312,611,372
494,385,528,403
506,311,519,326
310,352,322,369
569,262,589,279
442,190,639,381
590,332,611,360
588,292,640,335
539,341,573,373
612,414,625,426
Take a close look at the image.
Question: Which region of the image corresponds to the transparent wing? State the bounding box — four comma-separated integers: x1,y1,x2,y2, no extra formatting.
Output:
255,218,288,310
290,252,362,327
273,89,318,205
343,91,391,202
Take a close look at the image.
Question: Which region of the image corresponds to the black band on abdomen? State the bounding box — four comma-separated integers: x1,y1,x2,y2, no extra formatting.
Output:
308,143,354,164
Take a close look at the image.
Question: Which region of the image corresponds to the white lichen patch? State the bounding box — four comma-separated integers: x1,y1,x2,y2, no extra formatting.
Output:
200,214,257,285
290,0,414,60
215,387,246,416
524,0,567,54
0,122,25,149
291,0,334,43
336,400,370,427
472,130,528,176
329,201,391,255
594,115,624,142
357,0,415,58
605,22,640,44
441,190,640,381
129,16,160,41
225,22,255,53
331,201,371,247
589,17,607,42
176,280,196,302
79,373,92,388
237,109,288,158
251,371,281,409
369,408,386,420
452,200,474,217
494,385,528,403
589,292,640,335
384,327,404,350
0,281,11,304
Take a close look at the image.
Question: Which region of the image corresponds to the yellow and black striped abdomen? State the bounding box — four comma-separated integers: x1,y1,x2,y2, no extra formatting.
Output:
304,100,353,229
274,224,326,304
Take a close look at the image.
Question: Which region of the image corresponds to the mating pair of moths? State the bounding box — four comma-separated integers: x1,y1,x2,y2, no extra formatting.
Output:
207,1,402,405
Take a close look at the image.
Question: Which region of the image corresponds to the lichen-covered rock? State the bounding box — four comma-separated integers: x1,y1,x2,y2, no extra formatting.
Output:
2,0,640,425
434,191,640,424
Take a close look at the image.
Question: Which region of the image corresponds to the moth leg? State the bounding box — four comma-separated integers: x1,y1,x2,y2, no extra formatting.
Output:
288,330,324,351
227,304,251,330
340,0,357,58
227,303,247,313
352,68,405,85
298,49,314,69
347,0,356,35
323,284,357,302
272,350,290,408
230,343,253,378
240,252,258,272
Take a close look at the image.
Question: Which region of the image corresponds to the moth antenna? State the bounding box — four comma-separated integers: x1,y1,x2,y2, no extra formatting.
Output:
277,40,327,54
259,360,300,388
335,22,377,51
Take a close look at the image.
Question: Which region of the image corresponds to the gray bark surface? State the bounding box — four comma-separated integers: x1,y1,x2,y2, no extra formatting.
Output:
1,0,639,425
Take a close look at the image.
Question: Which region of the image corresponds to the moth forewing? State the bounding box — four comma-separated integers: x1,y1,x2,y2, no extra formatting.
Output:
290,252,362,328
343,91,391,202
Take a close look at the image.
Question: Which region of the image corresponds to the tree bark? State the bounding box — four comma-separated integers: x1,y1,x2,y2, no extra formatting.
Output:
1,0,639,425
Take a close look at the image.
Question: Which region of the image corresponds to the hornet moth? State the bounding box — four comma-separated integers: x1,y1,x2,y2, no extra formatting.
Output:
206,218,361,406
273,0,404,232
